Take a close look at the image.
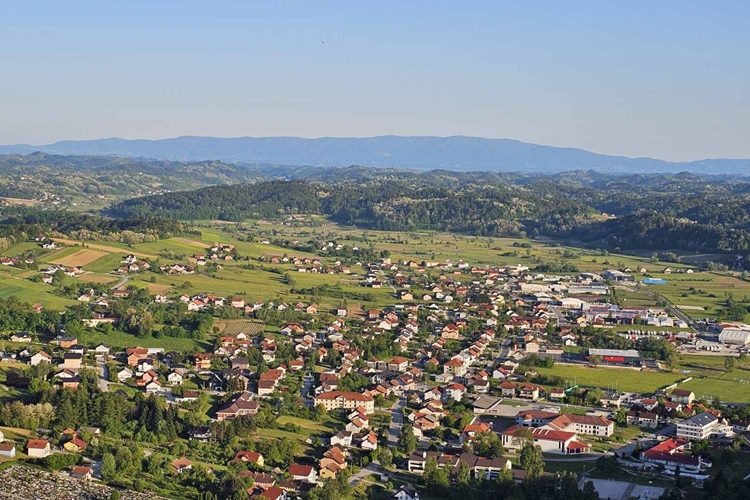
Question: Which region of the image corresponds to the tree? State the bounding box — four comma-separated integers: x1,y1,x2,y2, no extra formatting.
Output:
724,356,737,371
423,456,450,494
397,424,417,455
519,442,544,479
512,426,534,448
379,448,393,468
612,408,627,426
472,430,504,458
101,453,117,480
589,354,601,367
456,459,471,486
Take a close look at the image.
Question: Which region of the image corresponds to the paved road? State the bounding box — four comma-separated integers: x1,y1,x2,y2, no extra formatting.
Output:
301,372,314,406
110,275,130,290
388,397,406,447
96,356,111,392
349,461,381,485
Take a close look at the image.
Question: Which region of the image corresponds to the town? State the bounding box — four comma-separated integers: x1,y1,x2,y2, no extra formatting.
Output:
0,220,749,500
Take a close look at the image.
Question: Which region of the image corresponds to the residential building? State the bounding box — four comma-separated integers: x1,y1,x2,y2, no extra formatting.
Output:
314,391,375,414
676,412,734,440
26,439,51,458
216,392,259,421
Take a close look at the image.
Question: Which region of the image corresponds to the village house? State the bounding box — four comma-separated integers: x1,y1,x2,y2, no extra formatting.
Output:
26,439,51,458
216,392,259,421
288,464,318,483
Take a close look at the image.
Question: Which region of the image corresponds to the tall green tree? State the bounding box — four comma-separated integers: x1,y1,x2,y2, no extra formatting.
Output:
519,442,544,479
397,424,417,455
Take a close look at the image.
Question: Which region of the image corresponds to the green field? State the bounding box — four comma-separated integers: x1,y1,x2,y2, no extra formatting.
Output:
534,364,683,393
536,357,750,402
0,275,75,308
76,327,211,352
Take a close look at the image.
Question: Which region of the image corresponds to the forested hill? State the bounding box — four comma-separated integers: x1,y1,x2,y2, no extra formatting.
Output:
3,135,750,173
110,175,750,254
0,153,273,203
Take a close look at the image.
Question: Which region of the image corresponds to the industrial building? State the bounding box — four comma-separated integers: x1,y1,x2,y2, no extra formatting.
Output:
718,324,750,345
586,348,643,367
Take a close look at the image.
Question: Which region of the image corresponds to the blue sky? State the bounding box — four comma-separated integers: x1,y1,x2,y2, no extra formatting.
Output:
1,1,748,161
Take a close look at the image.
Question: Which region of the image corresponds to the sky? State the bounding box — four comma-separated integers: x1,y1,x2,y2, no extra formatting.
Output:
0,1,748,161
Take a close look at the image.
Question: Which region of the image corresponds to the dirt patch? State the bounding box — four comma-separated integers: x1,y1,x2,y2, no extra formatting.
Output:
52,238,158,258
1,197,39,207
347,305,365,318
147,283,172,294
172,237,211,249
52,249,108,267
77,274,117,284
0,426,32,437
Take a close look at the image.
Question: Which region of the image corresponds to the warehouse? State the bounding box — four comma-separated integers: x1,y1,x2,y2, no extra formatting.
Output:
586,348,643,367
718,324,750,346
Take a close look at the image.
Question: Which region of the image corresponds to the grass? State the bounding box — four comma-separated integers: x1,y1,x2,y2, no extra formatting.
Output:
76,328,212,352
275,416,332,436
0,275,74,309
252,427,309,443
541,460,592,474
533,364,683,393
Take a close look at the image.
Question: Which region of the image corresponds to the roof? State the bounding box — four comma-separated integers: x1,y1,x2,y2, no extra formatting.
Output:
501,425,576,443
171,457,192,469
234,451,262,462
259,487,286,500
289,464,315,476
643,438,699,466
671,389,694,397
588,348,641,358
27,439,49,449
315,391,373,402
683,411,718,427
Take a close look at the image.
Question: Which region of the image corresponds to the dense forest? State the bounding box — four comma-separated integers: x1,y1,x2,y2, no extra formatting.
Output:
0,207,189,249
111,172,750,255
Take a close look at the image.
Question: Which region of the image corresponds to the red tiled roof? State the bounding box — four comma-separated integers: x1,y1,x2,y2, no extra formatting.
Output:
289,464,314,476
315,391,373,402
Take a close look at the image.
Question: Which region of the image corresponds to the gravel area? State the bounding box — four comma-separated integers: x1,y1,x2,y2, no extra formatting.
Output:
0,465,160,500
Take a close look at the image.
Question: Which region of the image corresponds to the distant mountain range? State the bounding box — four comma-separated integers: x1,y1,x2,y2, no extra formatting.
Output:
1,135,749,174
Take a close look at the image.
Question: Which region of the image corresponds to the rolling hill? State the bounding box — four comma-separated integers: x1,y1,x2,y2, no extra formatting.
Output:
2,135,749,174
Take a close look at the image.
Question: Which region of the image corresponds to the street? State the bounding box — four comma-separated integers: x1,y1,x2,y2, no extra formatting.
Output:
96,356,111,392
388,396,406,447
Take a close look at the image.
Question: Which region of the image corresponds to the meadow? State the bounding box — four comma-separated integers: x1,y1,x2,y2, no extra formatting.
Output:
534,355,750,402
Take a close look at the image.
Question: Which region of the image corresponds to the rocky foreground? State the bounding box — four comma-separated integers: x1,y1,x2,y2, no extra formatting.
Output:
0,465,159,500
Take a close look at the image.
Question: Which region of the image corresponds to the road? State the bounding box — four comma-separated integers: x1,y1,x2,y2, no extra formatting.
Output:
95,356,111,392
388,397,406,447
348,461,381,485
548,305,570,326
110,274,130,290
301,371,314,406
615,283,697,332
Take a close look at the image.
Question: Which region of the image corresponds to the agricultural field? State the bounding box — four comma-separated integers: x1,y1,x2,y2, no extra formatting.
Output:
216,319,265,336
51,248,108,266
0,274,75,309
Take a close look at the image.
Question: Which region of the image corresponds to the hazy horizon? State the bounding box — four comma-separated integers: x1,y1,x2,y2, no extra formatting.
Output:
4,133,749,164
1,1,748,162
